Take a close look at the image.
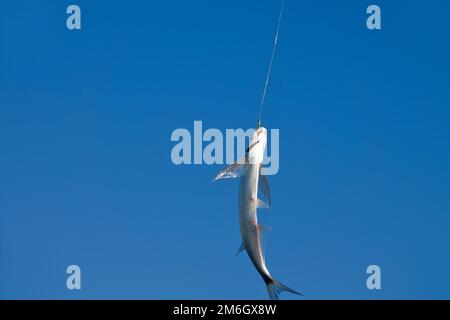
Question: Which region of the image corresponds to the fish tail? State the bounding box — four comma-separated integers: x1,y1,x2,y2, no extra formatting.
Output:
264,276,302,300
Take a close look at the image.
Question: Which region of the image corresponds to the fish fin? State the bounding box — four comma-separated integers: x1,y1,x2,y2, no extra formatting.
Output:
235,241,245,256
213,156,248,181
258,224,272,233
265,277,303,300
256,199,269,209
257,172,271,208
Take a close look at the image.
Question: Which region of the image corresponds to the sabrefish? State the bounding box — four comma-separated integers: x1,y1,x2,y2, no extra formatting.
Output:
214,126,301,300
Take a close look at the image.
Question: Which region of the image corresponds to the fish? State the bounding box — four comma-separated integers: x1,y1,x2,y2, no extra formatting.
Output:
214,125,301,300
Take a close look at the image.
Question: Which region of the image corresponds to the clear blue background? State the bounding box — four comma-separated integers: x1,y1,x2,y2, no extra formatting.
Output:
1,0,449,299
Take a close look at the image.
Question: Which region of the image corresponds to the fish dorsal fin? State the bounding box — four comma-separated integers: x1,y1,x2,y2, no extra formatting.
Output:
213,156,248,181
257,172,271,208
235,241,245,256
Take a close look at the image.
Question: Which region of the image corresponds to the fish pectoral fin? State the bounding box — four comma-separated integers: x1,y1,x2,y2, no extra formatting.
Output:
256,199,270,209
258,224,272,233
235,241,246,256
257,172,271,208
213,156,248,181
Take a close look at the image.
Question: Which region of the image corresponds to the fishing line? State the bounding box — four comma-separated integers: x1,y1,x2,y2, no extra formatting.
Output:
257,0,285,127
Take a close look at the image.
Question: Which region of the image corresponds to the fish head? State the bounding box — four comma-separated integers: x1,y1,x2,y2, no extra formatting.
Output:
247,126,267,164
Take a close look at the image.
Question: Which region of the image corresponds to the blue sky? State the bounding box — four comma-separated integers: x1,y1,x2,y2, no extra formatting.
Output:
1,0,449,299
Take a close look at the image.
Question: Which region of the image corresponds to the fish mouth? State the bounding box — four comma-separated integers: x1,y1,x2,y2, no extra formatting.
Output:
246,140,260,153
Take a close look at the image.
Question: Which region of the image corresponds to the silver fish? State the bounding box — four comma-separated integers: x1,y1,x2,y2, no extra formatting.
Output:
214,126,301,299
